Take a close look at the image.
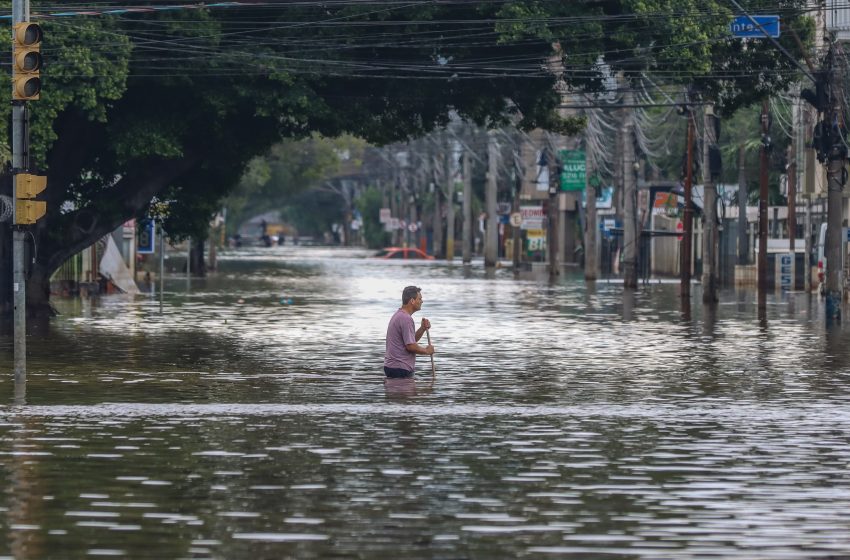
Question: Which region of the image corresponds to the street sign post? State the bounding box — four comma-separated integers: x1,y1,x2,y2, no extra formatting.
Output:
730,15,780,38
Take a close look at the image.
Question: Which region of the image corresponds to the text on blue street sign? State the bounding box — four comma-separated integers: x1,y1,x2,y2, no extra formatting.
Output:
137,220,156,254
730,15,780,38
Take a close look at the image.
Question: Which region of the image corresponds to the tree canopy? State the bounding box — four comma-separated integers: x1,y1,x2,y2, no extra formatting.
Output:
225,134,370,233
0,0,815,314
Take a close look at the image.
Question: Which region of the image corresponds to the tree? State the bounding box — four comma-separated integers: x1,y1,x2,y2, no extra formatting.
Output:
0,1,813,319
357,187,391,249
225,134,369,234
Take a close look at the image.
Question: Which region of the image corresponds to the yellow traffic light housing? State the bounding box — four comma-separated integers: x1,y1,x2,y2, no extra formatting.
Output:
14,173,47,225
12,22,42,101
16,200,46,225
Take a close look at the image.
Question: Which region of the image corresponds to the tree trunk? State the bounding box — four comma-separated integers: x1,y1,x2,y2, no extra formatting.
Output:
191,238,206,277
26,260,56,323
0,146,202,323
0,223,12,322
208,225,218,272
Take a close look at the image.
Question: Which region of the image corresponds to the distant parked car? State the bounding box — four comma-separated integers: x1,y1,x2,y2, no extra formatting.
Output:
374,247,435,260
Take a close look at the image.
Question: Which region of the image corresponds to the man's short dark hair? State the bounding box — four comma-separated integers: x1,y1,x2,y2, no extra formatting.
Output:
402,285,421,305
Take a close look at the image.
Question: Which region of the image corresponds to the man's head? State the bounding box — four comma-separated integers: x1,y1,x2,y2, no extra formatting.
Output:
402,285,421,307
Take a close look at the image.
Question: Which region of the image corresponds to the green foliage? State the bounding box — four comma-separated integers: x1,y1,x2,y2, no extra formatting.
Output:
0,16,132,169
356,187,391,249
225,134,368,232
282,189,345,238
0,0,818,313
643,101,794,208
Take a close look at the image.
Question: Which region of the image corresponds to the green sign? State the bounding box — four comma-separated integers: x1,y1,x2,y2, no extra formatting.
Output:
559,149,586,191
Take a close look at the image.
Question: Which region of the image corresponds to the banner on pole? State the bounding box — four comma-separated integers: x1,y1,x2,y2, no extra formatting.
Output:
559,150,586,191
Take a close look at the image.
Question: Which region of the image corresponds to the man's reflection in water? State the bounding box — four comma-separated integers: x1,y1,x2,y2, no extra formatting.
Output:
384,377,433,399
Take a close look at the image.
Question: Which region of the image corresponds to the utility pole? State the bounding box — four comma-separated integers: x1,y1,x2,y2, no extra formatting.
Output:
623,92,638,288
584,148,598,282
825,46,846,320
512,158,522,271
614,108,625,223
681,110,695,298
758,100,770,313
787,144,797,253
444,133,455,262
485,131,498,268
408,152,419,251
159,222,165,313
511,133,524,272
431,153,443,259
11,0,45,388
800,95,813,293
702,104,719,303
546,137,561,277
462,149,472,264
737,144,748,265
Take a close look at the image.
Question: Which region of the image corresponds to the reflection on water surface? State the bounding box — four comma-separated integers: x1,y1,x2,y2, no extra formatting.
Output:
1,246,849,558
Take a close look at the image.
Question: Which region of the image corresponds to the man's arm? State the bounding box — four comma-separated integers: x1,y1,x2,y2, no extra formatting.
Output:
414,318,431,341
406,342,435,355
414,325,426,342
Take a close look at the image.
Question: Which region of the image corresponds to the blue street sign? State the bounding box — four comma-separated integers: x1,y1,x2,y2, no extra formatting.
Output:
730,15,780,38
137,219,156,254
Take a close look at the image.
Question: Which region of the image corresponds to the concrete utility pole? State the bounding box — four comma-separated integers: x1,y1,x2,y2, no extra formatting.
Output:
444,134,455,261
799,95,813,293
758,100,770,313
159,223,165,313
408,159,419,251
462,149,472,263
484,132,498,268
681,111,695,298
546,137,561,277
622,93,638,288
787,143,797,253
12,0,39,386
702,104,719,303
431,155,443,259
584,148,598,282
737,144,748,265
825,47,845,320
512,146,522,272
614,108,625,222
391,166,401,246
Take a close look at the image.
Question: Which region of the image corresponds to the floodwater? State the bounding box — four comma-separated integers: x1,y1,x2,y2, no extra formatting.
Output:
1,246,850,559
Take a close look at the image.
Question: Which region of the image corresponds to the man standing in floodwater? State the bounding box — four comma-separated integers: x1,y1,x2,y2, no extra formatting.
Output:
384,285,435,379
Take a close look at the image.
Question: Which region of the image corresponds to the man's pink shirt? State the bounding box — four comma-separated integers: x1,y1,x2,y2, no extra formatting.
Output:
384,308,416,371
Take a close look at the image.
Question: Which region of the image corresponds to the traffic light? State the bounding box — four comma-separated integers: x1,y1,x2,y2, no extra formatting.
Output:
12,22,42,101
14,173,47,225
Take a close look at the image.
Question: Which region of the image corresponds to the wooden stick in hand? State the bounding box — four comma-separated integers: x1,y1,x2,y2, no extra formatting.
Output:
426,329,435,378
